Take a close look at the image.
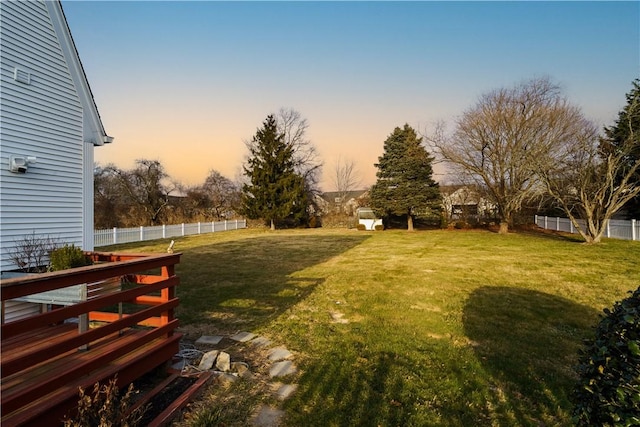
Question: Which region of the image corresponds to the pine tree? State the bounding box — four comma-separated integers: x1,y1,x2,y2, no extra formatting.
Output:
241,115,307,230
370,124,441,230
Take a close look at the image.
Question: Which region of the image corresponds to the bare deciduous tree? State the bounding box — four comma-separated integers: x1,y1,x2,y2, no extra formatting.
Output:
110,159,175,226
536,98,640,243
276,108,320,176
276,108,323,192
431,77,588,233
332,156,361,208
94,164,127,228
200,169,241,220
271,107,324,223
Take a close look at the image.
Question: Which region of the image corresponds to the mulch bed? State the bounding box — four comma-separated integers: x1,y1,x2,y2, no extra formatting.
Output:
132,369,197,425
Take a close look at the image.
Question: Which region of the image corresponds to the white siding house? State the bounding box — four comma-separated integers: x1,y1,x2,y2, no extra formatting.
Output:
0,0,112,273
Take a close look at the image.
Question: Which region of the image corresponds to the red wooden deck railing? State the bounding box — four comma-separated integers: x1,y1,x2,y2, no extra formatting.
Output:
0,252,182,427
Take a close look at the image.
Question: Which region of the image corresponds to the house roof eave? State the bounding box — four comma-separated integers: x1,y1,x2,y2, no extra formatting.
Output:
45,0,113,146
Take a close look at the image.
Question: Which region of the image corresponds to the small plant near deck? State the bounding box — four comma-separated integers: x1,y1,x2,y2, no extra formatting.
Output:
64,376,146,427
49,244,92,271
572,286,640,426
6,232,60,273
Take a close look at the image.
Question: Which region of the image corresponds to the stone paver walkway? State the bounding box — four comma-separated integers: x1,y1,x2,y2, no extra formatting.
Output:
177,331,300,427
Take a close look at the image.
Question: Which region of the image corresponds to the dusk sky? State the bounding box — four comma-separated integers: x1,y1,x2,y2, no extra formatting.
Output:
62,1,639,191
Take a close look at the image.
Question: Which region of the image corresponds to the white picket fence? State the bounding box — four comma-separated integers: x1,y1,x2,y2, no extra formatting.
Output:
94,219,247,247
534,215,639,241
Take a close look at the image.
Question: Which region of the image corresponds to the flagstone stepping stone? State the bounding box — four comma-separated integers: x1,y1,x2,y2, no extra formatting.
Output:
230,331,256,342
198,350,219,370
252,405,284,427
269,360,297,378
272,383,298,401
330,311,349,324
267,346,292,361
195,335,224,346
250,336,272,347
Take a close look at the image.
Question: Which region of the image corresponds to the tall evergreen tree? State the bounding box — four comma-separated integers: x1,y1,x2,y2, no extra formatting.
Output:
600,79,640,218
242,115,307,230
370,124,441,230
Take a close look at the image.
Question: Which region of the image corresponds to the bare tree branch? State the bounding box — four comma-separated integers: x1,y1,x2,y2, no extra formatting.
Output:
429,77,587,233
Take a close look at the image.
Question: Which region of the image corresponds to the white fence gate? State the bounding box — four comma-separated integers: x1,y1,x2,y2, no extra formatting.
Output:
534,215,639,241
94,219,247,247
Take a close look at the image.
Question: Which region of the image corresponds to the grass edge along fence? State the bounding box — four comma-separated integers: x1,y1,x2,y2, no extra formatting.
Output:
94,219,247,247
535,215,639,241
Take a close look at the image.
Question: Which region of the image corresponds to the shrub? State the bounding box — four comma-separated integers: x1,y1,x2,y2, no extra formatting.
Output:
49,244,92,271
572,286,640,426
374,224,384,231
7,232,60,273
356,224,366,231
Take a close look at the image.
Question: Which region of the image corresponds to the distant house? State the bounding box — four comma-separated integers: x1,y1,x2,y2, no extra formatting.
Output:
0,0,113,273
440,185,496,223
318,190,369,216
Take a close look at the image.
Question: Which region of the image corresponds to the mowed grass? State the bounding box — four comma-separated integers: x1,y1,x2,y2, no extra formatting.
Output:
102,227,640,426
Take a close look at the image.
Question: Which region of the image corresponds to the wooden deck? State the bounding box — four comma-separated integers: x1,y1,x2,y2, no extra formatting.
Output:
1,252,182,427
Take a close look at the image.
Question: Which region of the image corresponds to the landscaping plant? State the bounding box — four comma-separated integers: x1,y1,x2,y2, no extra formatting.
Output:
64,376,146,427
49,244,93,271
572,286,640,426
7,232,59,273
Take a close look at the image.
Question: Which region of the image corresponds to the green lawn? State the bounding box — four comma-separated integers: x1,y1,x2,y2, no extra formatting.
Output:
103,228,640,426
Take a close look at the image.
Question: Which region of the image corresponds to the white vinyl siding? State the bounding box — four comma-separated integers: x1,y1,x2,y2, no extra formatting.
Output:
0,0,84,271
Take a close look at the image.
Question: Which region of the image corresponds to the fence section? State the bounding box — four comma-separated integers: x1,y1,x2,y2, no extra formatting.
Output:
535,215,639,241
94,219,247,247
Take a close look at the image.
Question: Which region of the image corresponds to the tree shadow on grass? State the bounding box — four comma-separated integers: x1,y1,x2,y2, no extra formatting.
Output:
285,348,418,427
174,233,371,333
463,286,600,426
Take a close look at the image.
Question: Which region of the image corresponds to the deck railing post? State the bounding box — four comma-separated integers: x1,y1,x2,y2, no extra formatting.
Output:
162,224,166,238
632,219,637,241
113,227,117,244
140,226,144,242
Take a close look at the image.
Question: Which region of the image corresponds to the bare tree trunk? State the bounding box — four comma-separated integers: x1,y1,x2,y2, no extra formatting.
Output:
270,219,276,231
498,221,509,234
407,213,414,231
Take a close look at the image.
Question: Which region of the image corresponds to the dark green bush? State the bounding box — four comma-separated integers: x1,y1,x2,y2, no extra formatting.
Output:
374,224,384,231
49,244,92,271
356,224,366,231
572,286,640,426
